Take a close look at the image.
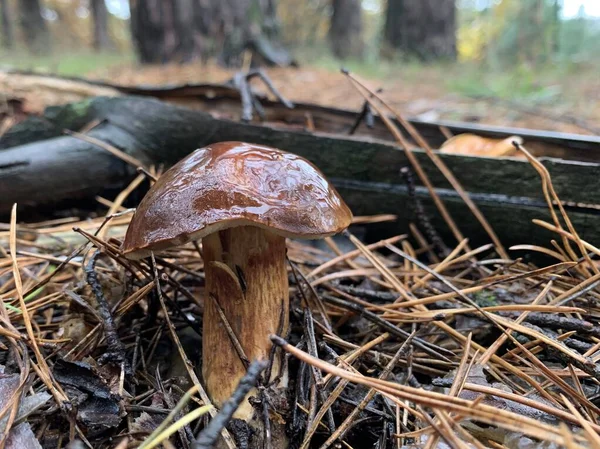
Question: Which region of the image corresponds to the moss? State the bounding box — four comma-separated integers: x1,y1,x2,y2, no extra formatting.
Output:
471,290,498,307
45,97,95,129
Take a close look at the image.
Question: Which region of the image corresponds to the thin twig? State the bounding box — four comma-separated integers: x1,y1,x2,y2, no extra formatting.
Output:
193,360,268,449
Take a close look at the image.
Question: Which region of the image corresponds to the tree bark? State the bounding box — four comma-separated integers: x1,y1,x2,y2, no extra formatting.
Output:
0,0,14,50
383,0,456,61
328,0,364,59
2,96,600,254
129,0,293,67
91,0,112,51
18,0,50,53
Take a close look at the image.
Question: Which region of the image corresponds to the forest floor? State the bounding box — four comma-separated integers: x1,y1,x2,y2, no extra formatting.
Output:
2,48,598,135
3,51,600,449
88,58,600,135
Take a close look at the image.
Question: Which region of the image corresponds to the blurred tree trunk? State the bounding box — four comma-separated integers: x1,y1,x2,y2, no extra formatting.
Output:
551,0,561,55
0,0,13,49
0,0,15,50
515,0,545,65
383,0,456,61
328,0,364,59
130,0,293,67
91,0,112,51
19,0,50,53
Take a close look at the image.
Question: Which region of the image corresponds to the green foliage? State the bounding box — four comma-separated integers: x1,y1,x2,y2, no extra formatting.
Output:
448,63,564,100
0,50,133,76
458,0,600,68
471,290,498,307
559,16,600,60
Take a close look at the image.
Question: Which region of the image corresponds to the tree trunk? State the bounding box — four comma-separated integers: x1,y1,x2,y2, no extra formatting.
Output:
91,0,112,51
0,0,14,50
129,0,293,67
328,0,364,59
18,0,50,53
383,0,456,61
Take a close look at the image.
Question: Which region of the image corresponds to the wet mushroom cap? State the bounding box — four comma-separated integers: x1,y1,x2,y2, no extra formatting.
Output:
122,141,353,259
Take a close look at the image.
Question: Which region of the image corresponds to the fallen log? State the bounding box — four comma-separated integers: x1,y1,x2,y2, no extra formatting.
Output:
3,71,600,161
2,95,600,250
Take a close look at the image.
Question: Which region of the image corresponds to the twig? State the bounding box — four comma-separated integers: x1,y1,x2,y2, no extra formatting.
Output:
64,129,146,170
343,70,508,259
249,69,294,109
401,166,448,257
319,331,417,449
193,360,268,449
149,253,237,449
208,293,250,369
85,250,131,374
321,293,453,362
303,308,336,432
349,90,381,135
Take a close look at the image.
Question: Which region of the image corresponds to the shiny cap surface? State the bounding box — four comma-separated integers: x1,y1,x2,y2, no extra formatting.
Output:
122,142,353,258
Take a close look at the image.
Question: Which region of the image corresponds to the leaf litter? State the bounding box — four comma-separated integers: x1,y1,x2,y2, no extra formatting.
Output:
0,74,599,449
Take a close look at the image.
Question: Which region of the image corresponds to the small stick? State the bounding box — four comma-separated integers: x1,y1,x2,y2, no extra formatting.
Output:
85,250,132,374
319,331,417,449
305,113,315,132
303,308,336,431
208,293,250,369
401,166,448,257
193,360,268,449
232,72,254,122
348,89,381,135
65,129,146,170
320,294,454,362
248,68,294,109
137,166,158,182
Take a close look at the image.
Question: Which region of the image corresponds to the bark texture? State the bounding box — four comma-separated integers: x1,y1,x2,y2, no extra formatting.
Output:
129,0,292,66
1,95,600,252
383,0,456,61
18,0,50,53
328,0,364,59
91,0,112,51
0,0,14,49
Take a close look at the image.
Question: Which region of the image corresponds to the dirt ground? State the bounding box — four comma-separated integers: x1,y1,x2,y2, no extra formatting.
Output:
89,62,600,136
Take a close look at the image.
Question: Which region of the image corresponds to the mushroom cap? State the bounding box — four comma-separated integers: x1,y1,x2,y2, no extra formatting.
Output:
122,141,353,259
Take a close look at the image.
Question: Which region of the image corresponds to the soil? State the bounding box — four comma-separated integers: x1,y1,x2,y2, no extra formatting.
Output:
88,62,600,136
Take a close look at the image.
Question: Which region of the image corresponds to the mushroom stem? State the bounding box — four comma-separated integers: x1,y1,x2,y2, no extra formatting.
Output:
202,225,289,420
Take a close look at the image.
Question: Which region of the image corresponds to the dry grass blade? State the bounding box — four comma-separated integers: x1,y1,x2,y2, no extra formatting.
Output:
560,394,600,449
307,235,405,279
272,335,587,448
65,129,147,170
479,280,553,365
343,71,508,259
150,253,236,449
8,204,68,406
318,331,417,449
342,75,470,255
351,214,397,224
138,385,204,449
509,244,567,262
515,142,598,275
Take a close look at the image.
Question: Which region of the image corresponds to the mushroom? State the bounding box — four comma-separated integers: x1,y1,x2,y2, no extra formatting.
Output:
121,141,352,422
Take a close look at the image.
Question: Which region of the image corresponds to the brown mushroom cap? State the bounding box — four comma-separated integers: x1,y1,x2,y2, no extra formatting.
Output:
122,141,353,259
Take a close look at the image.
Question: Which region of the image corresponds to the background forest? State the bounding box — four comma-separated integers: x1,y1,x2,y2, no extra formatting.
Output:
0,0,599,132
